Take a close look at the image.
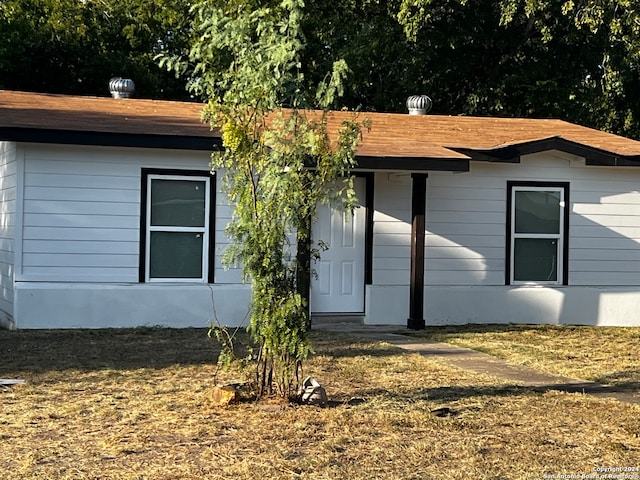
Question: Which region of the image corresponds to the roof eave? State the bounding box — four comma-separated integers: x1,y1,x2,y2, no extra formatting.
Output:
0,127,222,151
355,155,470,172
449,136,640,167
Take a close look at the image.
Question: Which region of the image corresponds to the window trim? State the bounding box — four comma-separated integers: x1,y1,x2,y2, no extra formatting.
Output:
505,181,570,286
139,168,215,283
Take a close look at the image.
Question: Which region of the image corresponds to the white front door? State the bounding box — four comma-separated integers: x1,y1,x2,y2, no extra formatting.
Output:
310,177,366,313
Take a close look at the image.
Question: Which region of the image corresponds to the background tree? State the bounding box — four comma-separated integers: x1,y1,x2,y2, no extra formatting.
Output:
161,0,366,399
395,0,640,138
0,0,193,98
4,0,639,139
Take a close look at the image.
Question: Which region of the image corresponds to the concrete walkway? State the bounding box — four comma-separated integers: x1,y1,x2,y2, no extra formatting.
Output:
314,323,640,405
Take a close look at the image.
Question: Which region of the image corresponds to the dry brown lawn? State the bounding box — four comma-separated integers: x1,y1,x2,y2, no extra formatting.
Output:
406,324,640,389
1,327,639,479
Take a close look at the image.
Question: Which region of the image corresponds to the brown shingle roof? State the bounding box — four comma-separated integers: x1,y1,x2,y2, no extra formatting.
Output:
0,90,209,137
320,111,640,159
2,90,640,163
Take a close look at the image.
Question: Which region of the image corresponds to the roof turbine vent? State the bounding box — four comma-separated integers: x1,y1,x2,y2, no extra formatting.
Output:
406,95,432,115
109,77,135,99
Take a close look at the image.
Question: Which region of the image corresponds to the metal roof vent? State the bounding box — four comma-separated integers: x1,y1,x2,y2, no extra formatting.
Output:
406,95,432,115
109,77,135,99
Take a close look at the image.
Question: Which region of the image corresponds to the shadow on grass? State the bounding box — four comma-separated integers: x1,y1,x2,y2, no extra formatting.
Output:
312,344,405,359
352,384,528,403
345,381,638,406
0,327,221,374
400,323,556,340
3,327,637,404
594,370,640,391
0,328,400,375
310,331,407,358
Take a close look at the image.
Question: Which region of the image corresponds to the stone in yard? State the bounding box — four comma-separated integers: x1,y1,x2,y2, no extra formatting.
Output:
211,385,239,406
299,376,328,407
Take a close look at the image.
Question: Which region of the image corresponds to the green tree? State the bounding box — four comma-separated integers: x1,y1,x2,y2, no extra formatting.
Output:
161,0,366,399
395,0,640,138
0,0,194,98
299,0,421,112
6,0,639,139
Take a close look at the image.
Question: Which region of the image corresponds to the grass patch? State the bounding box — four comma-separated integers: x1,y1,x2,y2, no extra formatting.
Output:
1,327,639,479
404,324,640,389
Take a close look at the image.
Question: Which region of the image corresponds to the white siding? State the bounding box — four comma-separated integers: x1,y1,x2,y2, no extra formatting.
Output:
213,196,244,284
13,143,252,328
367,152,640,326
0,142,16,327
425,152,640,287
13,143,640,328
426,167,507,286
19,144,215,282
569,177,640,285
371,172,411,286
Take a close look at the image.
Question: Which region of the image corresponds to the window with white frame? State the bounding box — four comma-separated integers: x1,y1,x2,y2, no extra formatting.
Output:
141,170,213,283
507,181,569,285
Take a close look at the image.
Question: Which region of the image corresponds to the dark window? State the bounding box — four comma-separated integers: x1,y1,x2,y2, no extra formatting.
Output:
140,169,215,283
506,182,569,285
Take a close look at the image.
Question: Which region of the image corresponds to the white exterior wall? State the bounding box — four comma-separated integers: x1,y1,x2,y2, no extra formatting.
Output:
11,143,640,328
426,168,505,285
14,144,250,329
422,151,640,326
0,141,17,328
365,172,411,324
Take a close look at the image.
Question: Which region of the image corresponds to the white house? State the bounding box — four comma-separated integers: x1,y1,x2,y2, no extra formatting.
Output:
2,89,640,329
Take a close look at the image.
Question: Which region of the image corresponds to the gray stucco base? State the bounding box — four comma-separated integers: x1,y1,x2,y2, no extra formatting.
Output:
14,283,252,329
